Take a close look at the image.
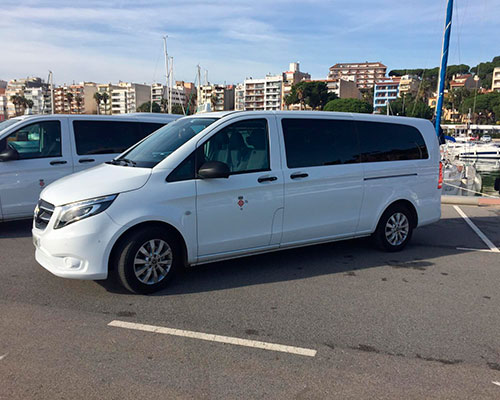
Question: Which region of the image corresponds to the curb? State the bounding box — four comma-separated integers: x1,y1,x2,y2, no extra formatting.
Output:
441,195,500,206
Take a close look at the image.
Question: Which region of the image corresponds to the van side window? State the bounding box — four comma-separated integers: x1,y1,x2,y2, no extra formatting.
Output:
199,119,270,174
6,121,62,159
73,121,147,155
356,121,428,162
281,118,359,168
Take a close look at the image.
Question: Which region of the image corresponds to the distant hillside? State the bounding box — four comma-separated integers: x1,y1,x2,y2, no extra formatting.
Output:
389,56,500,89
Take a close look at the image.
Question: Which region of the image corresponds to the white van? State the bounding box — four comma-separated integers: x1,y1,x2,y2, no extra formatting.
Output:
0,113,179,220
32,111,442,293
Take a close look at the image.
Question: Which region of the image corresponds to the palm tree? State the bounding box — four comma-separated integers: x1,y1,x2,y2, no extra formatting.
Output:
210,94,217,111
65,92,74,113
160,98,168,113
10,95,22,116
101,92,110,115
75,95,83,114
25,99,34,113
93,92,103,114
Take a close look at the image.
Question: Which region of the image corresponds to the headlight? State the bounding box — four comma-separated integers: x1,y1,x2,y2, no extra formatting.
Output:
54,194,117,229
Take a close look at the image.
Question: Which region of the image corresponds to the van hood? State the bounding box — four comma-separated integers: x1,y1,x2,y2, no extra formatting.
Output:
41,163,152,206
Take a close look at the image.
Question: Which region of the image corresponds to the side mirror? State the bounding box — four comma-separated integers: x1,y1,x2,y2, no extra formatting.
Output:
197,161,230,179
0,144,20,162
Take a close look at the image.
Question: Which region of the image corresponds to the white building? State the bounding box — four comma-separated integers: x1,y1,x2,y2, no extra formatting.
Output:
492,67,500,92
199,84,235,111
244,74,283,111
110,82,151,115
151,83,187,111
234,83,245,111
5,77,51,118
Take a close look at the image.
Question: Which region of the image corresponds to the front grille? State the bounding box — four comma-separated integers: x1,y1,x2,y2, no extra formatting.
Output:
34,200,55,230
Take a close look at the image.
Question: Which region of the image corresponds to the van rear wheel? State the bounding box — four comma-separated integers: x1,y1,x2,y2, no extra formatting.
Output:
115,227,180,294
373,205,414,252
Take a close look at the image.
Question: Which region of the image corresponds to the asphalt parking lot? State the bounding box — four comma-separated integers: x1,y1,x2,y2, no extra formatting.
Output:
1,204,500,399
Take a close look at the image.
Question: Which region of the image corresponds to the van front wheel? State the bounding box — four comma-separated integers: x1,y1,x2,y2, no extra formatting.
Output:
373,205,413,252
115,228,180,294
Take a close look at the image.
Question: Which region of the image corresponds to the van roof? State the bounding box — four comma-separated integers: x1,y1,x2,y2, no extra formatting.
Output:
5,113,180,122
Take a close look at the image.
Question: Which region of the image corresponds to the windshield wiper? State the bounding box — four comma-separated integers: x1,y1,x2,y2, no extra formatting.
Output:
106,158,137,167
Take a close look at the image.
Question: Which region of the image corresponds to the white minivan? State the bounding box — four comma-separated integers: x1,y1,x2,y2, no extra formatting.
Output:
32,111,442,293
0,113,179,220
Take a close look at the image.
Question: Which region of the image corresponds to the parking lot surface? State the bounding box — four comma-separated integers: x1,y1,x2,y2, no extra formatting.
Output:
1,204,500,399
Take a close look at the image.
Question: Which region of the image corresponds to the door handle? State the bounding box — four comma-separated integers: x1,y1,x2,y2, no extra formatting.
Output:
50,160,67,165
258,175,278,183
290,172,309,179
79,158,95,163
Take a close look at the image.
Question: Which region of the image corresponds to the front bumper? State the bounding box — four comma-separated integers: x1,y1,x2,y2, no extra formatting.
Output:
32,210,121,280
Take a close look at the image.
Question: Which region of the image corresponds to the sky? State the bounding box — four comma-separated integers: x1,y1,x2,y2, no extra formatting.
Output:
0,0,498,86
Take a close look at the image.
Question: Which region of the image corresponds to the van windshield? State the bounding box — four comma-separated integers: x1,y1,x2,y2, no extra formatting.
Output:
114,117,218,168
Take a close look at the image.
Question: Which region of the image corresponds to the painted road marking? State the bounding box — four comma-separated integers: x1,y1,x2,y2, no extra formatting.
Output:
492,381,500,387
108,320,317,357
453,206,500,253
456,247,499,253
0,353,7,361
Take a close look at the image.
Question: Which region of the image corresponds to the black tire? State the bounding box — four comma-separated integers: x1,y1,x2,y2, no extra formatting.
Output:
373,204,414,252
115,227,181,294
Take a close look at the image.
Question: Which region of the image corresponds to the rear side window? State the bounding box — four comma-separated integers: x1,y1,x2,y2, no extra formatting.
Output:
73,121,146,155
140,122,165,136
356,121,428,162
281,118,359,168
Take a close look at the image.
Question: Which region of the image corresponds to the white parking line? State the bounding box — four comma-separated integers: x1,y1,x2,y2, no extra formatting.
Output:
108,320,317,357
456,247,499,254
492,381,500,387
453,206,500,253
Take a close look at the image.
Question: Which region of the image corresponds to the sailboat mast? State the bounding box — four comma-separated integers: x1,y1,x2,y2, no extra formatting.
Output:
163,35,169,114
434,0,454,136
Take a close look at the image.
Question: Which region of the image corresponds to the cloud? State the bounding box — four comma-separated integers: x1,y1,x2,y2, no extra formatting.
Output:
1,0,499,84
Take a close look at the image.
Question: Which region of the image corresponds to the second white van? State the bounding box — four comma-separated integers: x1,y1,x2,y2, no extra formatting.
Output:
32,111,442,293
0,113,179,221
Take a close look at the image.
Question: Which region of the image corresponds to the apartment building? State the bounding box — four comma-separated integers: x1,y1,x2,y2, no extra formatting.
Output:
398,75,420,97
234,83,245,111
53,82,97,114
282,62,311,108
6,77,51,118
491,67,500,92
244,74,283,111
199,84,235,111
110,82,151,115
373,76,401,113
449,74,479,90
151,82,191,112
328,62,387,89
96,83,120,114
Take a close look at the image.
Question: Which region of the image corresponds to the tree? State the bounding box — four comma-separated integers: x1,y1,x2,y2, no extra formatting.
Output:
360,87,374,106
137,101,161,113
171,104,184,115
93,92,103,115
285,81,334,110
160,98,168,113
75,95,83,113
101,92,110,115
379,95,433,119
65,92,74,113
444,87,472,123
459,92,500,124
10,95,31,116
323,98,373,114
